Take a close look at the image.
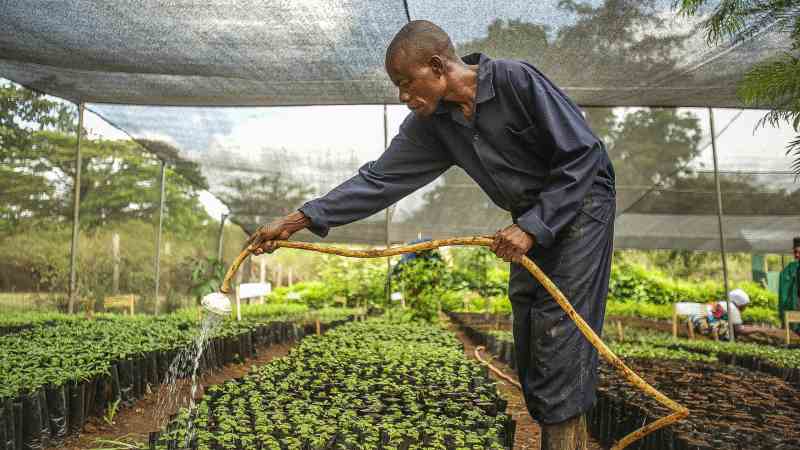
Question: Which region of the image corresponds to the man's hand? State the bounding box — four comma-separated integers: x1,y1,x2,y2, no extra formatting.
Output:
246,211,310,255
491,224,535,263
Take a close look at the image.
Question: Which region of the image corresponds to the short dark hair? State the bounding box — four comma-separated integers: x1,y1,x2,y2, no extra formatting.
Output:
794,236,800,248
385,20,457,66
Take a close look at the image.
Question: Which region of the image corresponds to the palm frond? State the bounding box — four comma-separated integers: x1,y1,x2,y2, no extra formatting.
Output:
787,134,800,175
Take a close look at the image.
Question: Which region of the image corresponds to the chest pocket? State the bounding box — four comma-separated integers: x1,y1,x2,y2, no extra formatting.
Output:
506,124,540,144
499,125,549,183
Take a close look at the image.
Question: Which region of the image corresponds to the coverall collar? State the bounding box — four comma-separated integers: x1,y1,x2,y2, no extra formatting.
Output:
434,52,495,116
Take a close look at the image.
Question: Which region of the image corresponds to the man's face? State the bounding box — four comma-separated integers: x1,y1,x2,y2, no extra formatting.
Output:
794,246,800,261
386,50,447,118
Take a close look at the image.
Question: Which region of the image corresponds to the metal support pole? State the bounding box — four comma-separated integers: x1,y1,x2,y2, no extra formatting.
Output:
217,213,228,262
68,103,85,314
154,159,167,314
709,108,734,341
383,104,392,306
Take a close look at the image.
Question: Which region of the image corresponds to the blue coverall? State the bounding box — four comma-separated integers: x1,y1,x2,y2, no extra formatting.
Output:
299,52,616,424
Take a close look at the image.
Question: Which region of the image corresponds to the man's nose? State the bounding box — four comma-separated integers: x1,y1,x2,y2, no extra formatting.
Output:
398,90,410,103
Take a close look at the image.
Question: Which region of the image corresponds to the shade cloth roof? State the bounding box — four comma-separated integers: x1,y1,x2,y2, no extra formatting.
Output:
0,0,792,108
2,1,798,253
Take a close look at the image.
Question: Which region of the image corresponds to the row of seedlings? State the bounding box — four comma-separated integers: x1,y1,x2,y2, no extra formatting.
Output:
151,320,517,450
634,335,800,387
0,309,354,450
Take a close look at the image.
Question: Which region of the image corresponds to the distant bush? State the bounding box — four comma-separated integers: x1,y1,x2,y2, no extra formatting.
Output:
609,262,777,309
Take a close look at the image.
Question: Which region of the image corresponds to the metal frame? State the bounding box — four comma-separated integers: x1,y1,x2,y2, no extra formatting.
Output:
217,213,228,262
67,103,85,314
709,107,734,342
154,159,167,314
384,104,392,305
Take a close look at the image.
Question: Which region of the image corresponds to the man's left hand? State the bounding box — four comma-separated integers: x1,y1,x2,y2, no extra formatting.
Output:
491,224,535,263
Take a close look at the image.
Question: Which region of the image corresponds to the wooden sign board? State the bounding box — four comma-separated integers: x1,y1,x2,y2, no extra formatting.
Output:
104,294,137,315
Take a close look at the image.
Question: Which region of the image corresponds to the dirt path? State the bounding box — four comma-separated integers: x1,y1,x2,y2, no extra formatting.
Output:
447,320,605,450
49,342,295,450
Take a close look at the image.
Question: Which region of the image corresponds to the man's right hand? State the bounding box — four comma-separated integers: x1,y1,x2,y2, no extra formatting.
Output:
246,211,310,255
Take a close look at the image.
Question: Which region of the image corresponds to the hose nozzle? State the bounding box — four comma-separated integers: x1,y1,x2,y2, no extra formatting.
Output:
201,292,232,316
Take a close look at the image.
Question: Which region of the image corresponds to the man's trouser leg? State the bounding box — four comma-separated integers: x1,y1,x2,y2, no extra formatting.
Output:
510,186,615,449
540,414,588,450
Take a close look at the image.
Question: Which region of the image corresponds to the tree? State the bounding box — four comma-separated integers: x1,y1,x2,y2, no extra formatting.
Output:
0,82,75,231
679,0,800,173
0,82,211,235
217,172,314,233
412,1,704,222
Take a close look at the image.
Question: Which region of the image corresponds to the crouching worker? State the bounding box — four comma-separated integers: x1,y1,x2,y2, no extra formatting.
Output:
246,20,615,449
690,289,760,340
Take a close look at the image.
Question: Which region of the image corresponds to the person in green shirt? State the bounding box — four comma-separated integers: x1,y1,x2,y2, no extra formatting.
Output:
779,237,800,335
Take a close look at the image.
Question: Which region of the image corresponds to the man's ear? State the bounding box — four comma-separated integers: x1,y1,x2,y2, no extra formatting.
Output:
429,55,445,76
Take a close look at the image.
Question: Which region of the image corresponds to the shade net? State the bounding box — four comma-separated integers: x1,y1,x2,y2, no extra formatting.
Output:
0,0,793,108
2,0,798,253
82,103,800,253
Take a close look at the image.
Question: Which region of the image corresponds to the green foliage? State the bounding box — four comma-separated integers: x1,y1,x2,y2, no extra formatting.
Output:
0,220,221,309
0,304,355,399
319,254,386,307
157,320,513,450
190,257,225,305
609,261,777,309
605,299,780,326
393,253,449,322
448,248,508,297
268,281,337,308
620,332,800,369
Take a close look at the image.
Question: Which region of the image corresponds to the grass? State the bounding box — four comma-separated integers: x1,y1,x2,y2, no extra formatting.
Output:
0,292,58,312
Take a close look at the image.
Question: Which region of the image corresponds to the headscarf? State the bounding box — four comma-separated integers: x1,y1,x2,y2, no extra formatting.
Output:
728,288,750,307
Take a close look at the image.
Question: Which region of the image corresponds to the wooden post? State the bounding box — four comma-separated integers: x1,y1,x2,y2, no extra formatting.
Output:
785,312,800,344
112,233,120,295
235,285,242,322
259,257,267,283
315,319,321,336
288,267,293,286
787,318,791,345
276,264,283,288
672,305,678,339
616,321,624,342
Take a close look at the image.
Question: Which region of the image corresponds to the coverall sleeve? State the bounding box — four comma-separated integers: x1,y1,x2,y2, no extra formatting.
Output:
505,62,606,248
299,115,452,237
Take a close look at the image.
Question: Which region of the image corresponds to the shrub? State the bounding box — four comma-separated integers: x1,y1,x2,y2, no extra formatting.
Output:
609,262,777,309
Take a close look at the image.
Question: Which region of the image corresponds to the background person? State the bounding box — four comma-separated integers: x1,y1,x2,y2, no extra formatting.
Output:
779,237,800,336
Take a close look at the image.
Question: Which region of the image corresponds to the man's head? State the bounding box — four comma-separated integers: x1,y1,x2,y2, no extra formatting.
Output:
794,236,800,261
385,20,459,117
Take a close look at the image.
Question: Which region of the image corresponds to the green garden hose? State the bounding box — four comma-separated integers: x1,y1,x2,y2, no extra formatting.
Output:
220,236,688,450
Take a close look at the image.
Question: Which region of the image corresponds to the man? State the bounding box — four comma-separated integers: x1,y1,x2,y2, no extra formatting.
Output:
779,237,800,335
690,289,759,340
248,20,615,449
